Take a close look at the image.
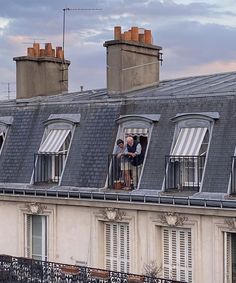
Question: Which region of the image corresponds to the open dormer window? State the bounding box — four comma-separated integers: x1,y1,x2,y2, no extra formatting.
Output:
33,114,80,185
0,132,5,150
108,114,160,190
0,116,13,154
165,112,218,192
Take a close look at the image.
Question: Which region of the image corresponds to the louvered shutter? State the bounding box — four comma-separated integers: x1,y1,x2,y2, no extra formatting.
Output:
105,223,118,271
120,223,130,273
25,215,32,258
105,223,130,273
163,228,171,279
224,232,232,283
163,228,192,283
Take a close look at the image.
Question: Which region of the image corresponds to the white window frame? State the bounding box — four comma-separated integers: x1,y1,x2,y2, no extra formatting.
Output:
162,227,193,283
25,214,48,261
32,120,75,185
51,131,72,182
109,114,159,190
0,123,9,155
224,232,236,283
105,222,130,273
164,113,215,192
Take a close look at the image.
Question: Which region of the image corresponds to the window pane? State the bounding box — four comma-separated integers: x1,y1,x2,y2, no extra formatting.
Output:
31,215,47,260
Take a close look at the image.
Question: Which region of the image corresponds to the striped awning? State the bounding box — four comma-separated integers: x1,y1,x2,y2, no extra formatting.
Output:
38,129,70,153
124,128,148,137
171,127,207,156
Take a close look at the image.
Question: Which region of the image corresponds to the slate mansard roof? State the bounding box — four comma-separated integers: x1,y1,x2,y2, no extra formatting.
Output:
1,71,236,201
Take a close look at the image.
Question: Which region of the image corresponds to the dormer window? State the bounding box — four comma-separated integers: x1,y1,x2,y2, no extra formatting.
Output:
0,132,5,150
33,114,80,185
108,114,160,190
0,116,13,154
164,112,218,192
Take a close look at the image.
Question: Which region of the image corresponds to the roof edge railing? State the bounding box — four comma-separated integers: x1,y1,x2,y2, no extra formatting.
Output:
0,187,235,209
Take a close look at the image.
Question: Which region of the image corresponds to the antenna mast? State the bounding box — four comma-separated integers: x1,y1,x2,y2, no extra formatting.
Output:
1,82,16,100
62,7,102,57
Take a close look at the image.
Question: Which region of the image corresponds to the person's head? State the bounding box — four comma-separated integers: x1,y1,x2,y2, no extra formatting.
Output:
126,136,134,146
117,139,124,148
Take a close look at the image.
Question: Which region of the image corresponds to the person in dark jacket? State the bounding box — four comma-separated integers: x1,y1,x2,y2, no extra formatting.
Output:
125,136,144,189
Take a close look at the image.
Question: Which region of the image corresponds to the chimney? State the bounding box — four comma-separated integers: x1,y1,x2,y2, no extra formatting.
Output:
104,26,162,95
13,43,70,99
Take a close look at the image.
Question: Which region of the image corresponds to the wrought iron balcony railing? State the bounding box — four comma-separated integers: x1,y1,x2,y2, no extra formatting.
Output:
165,155,206,191
0,255,186,283
108,154,143,190
34,153,67,184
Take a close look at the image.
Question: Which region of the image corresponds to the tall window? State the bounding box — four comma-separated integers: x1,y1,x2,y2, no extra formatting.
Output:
170,127,208,188
34,128,72,184
224,232,236,283
109,114,158,190
105,222,130,273
165,113,218,191
163,228,192,283
26,215,48,261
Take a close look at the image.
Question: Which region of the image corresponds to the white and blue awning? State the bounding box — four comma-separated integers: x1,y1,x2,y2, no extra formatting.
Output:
171,127,207,156
38,129,70,153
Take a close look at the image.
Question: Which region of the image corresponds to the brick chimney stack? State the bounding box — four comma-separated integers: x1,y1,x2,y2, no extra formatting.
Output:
13,43,70,99
104,26,162,95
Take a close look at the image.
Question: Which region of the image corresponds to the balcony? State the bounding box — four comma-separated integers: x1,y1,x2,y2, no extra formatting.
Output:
108,154,142,190
0,255,186,283
165,156,206,191
34,153,67,184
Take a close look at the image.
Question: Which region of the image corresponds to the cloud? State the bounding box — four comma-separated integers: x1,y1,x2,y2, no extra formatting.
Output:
0,0,236,98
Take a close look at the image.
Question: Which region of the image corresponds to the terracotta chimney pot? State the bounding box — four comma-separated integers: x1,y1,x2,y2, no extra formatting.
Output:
56,47,62,58
45,43,53,56
33,43,40,57
131,27,139,41
27,47,35,57
39,49,46,57
124,31,131,41
114,26,122,40
144,29,152,44
139,34,145,43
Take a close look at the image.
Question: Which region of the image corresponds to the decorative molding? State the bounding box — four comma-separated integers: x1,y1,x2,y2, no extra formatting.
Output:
25,202,47,215
100,208,126,222
225,218,236,230
159,212,188,227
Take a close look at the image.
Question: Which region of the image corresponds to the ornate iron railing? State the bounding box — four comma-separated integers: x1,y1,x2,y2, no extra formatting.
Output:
34,153,67,184
108,154,143,190
165,155,206,191
0,255,186,283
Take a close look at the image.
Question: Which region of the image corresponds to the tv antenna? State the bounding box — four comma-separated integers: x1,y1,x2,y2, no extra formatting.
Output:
1,82,16,100
62,7,102,56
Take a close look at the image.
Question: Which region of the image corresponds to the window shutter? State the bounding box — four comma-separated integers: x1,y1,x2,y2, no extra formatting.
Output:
119,223,130,273
105,223,130,273
105,223,111,270
163,228,192,283
26,215,32,258
163,228,171,279
224,232,232,283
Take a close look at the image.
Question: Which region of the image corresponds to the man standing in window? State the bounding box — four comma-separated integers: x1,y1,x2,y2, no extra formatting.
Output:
115,139,131,189
125,136,143,189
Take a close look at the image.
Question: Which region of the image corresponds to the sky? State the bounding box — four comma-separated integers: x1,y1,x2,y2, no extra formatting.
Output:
0,0,236,99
